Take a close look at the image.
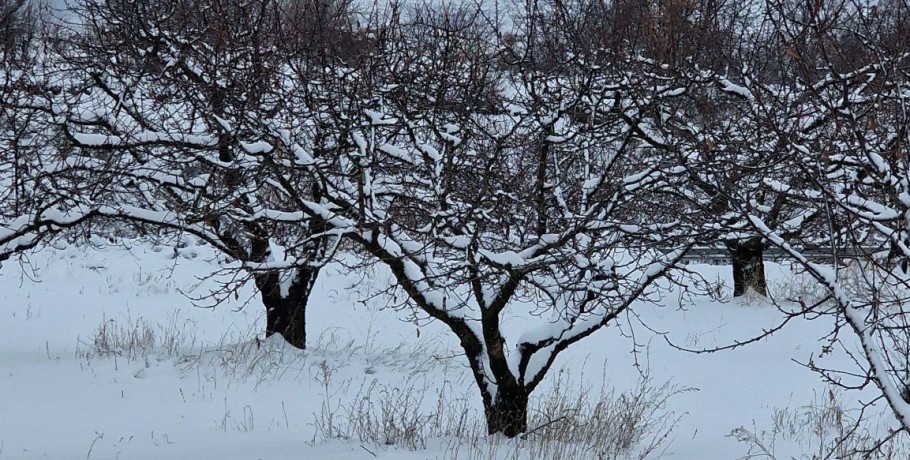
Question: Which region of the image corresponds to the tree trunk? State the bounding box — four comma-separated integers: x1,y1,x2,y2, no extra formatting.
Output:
728,237,767,297
484,385,529,437
257,267,318,350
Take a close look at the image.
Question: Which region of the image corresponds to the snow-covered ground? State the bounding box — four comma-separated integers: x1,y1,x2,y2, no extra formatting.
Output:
0,240,902,459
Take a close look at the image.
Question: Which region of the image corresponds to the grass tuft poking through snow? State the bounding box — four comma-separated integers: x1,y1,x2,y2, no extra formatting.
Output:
311,359,687,459
729,389,910,459
71,311,684,458
78,312,198,362
7,245,909,458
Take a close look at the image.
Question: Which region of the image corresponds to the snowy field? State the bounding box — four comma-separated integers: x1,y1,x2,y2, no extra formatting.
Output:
0,240,902,459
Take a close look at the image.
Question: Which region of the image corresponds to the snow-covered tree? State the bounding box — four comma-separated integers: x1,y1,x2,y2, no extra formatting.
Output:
10,0,716,436
0,0,362,349
707,0,910,437
521,0,785,297
1,0,58,262
229,3,709,435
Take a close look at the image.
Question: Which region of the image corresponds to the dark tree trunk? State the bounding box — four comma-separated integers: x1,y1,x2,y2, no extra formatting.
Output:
728,237,767,297
484,384,529,437
257,267,318,350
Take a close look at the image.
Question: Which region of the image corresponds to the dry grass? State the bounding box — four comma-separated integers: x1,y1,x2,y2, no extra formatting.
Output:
729,389,910,459
77,314,686,459
78,312,196,362
311,361,688,459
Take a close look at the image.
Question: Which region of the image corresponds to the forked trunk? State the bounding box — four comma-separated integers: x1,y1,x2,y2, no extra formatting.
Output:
258,267,317,350
263,292,308,349
484,385,529,437
728,237,767,297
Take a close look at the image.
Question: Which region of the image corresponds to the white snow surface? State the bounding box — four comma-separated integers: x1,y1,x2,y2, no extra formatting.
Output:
0,241,896,459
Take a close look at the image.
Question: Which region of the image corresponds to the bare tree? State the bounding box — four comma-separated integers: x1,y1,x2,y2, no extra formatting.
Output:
681,0,910,448
237,1,709,435
0,0,362,349
511,0,781,297
35,0,709,436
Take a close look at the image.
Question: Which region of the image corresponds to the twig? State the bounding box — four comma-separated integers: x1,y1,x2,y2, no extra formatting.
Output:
359,444,378,457
520,415,569,440
86,431,103,459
